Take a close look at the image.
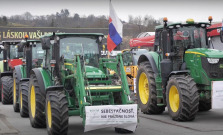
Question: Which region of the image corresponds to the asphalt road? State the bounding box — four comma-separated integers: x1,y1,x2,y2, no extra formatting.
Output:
1,103,223,135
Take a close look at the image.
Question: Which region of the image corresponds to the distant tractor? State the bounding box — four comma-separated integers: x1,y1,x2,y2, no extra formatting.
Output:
12,37,45,117
28,33,137,134
122,48,148,101
0,41,23,104
136,17,223,121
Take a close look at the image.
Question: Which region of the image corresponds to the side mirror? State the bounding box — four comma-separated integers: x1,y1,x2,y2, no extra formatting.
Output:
98,36,104,43
220,30,223,43
41,37,51,50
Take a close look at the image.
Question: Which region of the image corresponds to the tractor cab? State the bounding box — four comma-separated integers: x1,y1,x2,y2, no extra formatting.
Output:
154,19,211,71
41,33,105,83
19,38,44,77
1,40,23,76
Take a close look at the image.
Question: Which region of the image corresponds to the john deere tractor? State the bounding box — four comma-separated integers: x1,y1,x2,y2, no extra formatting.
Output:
12,37,45,117
28,33,137,134
0,40,23,104
136,17,223,121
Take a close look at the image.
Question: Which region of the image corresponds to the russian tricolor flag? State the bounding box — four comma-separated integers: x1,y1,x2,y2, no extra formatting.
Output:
107,1,123,52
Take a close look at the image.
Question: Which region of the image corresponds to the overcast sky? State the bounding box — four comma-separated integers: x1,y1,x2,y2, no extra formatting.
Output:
0,0,223,23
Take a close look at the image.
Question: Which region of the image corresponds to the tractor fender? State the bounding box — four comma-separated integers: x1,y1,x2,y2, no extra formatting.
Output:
30,68,52,94
46,85,64,93
168,70,190,77
14,65,22,80
0,71,13,78
137,53,159,76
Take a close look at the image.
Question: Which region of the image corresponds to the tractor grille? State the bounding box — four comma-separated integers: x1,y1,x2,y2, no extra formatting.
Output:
201,57,223,79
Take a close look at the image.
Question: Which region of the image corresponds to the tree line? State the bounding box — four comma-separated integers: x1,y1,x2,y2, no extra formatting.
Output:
0,9,163,37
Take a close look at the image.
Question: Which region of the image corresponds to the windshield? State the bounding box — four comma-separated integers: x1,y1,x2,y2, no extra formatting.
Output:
32,43,45,59
9,45,23,59
60,37,99,67
172,26,207,49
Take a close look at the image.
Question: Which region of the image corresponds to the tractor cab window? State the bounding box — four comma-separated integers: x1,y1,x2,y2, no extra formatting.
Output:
172,26,207,49
0,52,3,61
9,45,23,59
60,37,99,67
32,43,45,67
122,51,133,66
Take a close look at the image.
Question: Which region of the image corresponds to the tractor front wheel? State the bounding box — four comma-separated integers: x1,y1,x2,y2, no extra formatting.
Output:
20,81,29,117
46,91,69,135
1,76,13,104
28,74,46,128
166,75,199,121
136,61,165,114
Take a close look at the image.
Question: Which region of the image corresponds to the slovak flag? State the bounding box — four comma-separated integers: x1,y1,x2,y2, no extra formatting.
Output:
107,1,123,52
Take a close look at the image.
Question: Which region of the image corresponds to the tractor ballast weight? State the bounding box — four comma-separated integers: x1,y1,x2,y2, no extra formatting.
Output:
12,38,44,117
28,33,137,134
136,17,223,121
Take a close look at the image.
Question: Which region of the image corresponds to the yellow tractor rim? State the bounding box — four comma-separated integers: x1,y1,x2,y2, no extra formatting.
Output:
13,79,16,104
138,72,149,104
169,85,180,112
20,90,23,110
47,101,52,128
30,85,36,118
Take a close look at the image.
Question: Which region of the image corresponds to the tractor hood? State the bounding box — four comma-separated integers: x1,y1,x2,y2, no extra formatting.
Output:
186,48,223,58
85,66,106,78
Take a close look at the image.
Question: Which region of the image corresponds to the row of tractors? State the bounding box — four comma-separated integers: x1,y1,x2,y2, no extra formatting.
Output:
1,16,223,134
0,33,135,134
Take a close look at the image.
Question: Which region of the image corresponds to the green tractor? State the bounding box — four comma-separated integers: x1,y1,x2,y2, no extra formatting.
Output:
0,40,23,104
28,33,137,134
136,17,223,121
12,37,45,117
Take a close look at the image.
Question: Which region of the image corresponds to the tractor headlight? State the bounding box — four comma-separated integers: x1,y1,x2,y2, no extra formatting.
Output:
207,58,219,64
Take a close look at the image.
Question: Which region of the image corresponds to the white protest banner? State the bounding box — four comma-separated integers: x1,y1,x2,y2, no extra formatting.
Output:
85,104,137,132
212,81,223,109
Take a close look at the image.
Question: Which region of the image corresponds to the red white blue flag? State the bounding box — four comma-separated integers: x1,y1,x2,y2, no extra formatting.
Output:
107,1,123,52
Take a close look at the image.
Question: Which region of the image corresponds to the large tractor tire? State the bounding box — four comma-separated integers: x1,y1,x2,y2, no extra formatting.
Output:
199,99,211,111
28,74,46,128
136,61,165,114
46,91,69,135
19,81,29,117
166,75,199,121
13,70,21,112
1,76,13,104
